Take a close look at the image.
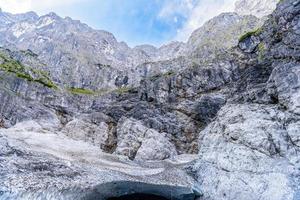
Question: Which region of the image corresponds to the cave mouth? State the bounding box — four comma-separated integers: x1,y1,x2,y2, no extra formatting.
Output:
83,181,199,200
107,193,169,200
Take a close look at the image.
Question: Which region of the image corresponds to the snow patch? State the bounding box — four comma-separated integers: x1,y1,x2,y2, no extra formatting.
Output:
36,17,55,28
1,120,166,176
37,35,50,43
11,22,34,38
104,45,115,55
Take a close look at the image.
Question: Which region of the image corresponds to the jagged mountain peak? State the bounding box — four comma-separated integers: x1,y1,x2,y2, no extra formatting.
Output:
186,11,261,58
0,5,265,90
133,44,158,57
0,0,280,88
45,12,60,19
17,11,39,20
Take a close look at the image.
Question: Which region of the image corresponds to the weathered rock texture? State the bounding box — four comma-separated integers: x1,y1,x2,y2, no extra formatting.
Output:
0,121,199,199
193,0,300,199
1,0,299,199
115,117,177,160
235,0,280,18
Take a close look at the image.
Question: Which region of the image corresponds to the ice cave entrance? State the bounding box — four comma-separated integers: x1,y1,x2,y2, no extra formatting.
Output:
85,181,199,200
107,193,169,200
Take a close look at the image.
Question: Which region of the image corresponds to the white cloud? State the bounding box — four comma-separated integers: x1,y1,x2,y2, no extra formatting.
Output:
0,0,84,14
162,0,237,42
0,0,31,13
31,0,84,13
158,0,196,21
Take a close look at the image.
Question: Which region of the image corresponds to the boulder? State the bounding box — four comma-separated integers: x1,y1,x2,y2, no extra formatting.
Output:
62,119,110,149
115,117,177,160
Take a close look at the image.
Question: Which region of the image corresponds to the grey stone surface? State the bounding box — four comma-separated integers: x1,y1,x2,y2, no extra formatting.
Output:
0,121,198,200
187,13,261,59
0,0,299,199
194,103,300,200
192,0,300,199
235,0,279,18
115,117,177,161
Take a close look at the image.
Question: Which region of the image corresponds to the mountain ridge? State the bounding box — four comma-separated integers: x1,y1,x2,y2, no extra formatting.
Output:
0,3,268,92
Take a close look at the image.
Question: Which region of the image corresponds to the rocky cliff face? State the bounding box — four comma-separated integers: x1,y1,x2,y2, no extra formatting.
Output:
0,10,191,91
235,0,280,18
1,0,299,199
187,13,261,59
194,0,300,199
0,0,269,156
0,1,269,92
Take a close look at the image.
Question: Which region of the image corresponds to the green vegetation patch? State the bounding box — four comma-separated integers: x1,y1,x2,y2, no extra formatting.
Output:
20,49,38,57
67,87,96,95
162,71,175,77
258,42,266,62
150,74,162,81
239,28,262,42
68,86,135,96
113,86,133,94
0,53,57,89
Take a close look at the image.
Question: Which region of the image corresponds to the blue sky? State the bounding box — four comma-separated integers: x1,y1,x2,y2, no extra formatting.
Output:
0,0,236,47
54,0,188,46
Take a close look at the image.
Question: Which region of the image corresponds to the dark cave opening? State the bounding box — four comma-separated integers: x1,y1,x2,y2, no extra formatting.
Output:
84,181,199,200
107,193,169,200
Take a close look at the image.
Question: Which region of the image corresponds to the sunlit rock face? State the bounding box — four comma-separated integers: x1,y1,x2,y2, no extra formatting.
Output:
115,117,177,161
235,0,280,18
187,12,261,59
194,0,300,199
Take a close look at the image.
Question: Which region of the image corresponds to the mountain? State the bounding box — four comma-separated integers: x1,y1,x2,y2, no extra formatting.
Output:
1,0,299,199
0,11,145,90
0,2,272,91
0,0,281,166
235,0,280,18
0,10,191,91
187,12,261,60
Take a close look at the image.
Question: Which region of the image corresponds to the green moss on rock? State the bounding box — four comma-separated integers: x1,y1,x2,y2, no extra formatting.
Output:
162,71,175,77
67,87,96,95
149,71,175,81
258,42,266,62
239,28,262,42
0,52,57,89
113,86,134,94
150,74,162,81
